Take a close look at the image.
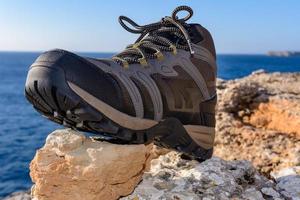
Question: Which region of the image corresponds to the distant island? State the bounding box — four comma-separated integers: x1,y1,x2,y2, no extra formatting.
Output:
267,51,300,57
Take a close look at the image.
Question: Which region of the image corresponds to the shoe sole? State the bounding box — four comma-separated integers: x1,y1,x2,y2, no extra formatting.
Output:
25,64,214,161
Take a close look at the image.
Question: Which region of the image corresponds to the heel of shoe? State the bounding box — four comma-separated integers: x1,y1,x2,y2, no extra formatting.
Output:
149,118,214,162
184,125,215,150
149,94,216,161
199,94,217,127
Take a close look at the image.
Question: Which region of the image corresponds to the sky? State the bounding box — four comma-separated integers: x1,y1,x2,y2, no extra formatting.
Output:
0,0,299,54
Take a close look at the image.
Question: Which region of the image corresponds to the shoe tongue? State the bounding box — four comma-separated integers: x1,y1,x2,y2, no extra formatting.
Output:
186,24,204,44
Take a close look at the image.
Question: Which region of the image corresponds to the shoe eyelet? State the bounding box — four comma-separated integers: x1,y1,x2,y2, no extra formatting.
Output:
170,45,177,55
138,58,148,66
155,51,164,61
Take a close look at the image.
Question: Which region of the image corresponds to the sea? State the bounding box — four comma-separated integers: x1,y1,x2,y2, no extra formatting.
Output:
0,52,300,197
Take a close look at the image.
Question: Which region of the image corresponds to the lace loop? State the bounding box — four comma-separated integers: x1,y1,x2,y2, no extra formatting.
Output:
172,5,193,22
113,6,194,67
118,16,144,34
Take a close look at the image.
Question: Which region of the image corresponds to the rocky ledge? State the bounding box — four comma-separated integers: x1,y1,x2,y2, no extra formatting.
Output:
123,152,300,200
6,130,299,200
215,70,300,176
30,129,153,200
4,71,300,200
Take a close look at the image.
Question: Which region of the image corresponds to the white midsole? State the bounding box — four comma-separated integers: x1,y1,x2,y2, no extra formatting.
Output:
68,81,215,148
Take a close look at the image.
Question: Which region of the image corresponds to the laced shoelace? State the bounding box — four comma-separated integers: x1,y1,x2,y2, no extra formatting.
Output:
112,5,195,68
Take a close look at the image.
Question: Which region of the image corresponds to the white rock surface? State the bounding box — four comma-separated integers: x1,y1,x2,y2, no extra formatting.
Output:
261,187,281,198
122,152,300,200
274,167,300,200
2,191,31,200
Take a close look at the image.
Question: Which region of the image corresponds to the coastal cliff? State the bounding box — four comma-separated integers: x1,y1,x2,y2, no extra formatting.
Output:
268,51,300,57
4,71,300,200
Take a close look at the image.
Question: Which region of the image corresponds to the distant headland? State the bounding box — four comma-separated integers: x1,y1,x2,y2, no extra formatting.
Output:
267,51,300,57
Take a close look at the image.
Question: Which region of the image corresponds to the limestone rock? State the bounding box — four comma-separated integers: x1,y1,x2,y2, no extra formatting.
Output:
261,187,281,198
122,152,278,200
215,71,300,175
273,167,300,200
276,175,300,200
150,145,170,159
30,129,152,200
2,191,31,200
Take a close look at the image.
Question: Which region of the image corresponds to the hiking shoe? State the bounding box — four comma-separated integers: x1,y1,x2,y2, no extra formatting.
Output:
25,6,217,161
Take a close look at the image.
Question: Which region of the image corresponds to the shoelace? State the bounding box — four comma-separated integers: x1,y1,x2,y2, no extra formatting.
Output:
112,5,194,68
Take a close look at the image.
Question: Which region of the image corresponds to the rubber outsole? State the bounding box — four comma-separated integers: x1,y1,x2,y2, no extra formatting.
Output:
25,65,213,161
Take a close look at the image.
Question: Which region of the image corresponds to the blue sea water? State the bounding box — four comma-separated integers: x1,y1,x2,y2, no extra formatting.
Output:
0,52,300,197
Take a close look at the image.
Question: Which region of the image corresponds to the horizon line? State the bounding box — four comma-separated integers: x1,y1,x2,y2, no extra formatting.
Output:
0,50,268,56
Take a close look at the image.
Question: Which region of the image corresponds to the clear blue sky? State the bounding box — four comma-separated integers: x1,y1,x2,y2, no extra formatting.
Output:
0,0,299,54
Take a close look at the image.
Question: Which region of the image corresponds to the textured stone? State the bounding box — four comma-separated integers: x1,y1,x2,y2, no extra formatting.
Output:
122,152,275,200
271,166,300,179
215,71,300,175
261,187,281,198
249,99,300,135
276,175,300,200
274,167,300,200
30,129,152,200
2,191,31,200
121,152,300,199
242,188,264,200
